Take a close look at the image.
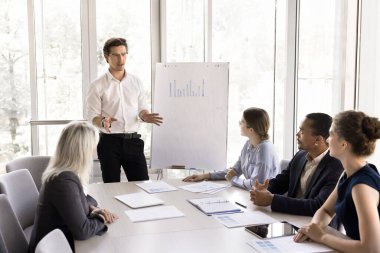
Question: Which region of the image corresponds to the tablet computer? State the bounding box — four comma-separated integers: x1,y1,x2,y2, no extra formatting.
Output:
245,221,299,239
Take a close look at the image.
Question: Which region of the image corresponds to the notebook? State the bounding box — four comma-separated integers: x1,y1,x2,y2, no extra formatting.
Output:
115,192,164,208
188,197,242,215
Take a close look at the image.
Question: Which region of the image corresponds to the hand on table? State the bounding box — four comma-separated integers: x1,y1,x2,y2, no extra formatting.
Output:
225,168,237,181
91,206,119,224
294,223,325,243
183,174,209,182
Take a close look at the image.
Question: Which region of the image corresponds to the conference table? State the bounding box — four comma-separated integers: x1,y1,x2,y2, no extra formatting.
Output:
75,178,334,253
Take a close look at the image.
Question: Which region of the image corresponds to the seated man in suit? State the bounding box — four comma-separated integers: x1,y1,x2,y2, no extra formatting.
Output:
250,113,344,216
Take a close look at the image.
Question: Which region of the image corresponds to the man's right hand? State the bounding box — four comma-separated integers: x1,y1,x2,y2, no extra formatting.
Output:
252,179,270,191
102,117,117,132
183,173,210,182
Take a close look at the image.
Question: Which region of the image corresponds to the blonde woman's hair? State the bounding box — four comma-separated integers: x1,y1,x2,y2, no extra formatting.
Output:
42,121,98,186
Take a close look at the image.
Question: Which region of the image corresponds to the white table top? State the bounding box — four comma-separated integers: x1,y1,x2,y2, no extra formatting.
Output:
75,179,327,253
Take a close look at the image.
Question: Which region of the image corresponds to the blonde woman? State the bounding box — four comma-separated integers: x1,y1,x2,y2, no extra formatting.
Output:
28,121,118,253
294,111,380,253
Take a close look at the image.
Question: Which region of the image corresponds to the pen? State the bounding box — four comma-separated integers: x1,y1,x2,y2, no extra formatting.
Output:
235,201,247,209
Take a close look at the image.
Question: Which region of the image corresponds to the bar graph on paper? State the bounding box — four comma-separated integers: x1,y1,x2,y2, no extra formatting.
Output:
169,79,205,97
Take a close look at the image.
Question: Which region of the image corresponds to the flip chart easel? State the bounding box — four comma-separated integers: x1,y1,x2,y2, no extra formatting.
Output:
150,62,229,170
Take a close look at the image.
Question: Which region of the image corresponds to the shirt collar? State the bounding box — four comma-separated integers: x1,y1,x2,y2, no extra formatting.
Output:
106,69,126,82
306,148,329,164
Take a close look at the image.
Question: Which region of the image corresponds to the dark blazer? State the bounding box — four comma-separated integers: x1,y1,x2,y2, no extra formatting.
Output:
28,171,107,253
268,150,343,216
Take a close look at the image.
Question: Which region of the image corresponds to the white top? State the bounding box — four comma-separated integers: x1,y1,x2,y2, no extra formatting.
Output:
86,70,149,133
210,140,280,190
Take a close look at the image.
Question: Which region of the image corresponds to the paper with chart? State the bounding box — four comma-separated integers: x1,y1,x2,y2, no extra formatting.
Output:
188,196,242,215
124,205,184,222
151,63,229,170
213,211,279,228
247,236,333,253
179,181,230,194
135,181,177,193
115,192,164,208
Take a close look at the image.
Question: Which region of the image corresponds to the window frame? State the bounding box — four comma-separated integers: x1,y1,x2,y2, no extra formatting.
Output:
25,0,361,162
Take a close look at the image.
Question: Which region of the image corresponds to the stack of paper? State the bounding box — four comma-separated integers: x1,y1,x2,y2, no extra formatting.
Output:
125,205,185,222
179,181,230,194
213,211,279,228
115,192,164,208
188,197,242,215
135,181,178,193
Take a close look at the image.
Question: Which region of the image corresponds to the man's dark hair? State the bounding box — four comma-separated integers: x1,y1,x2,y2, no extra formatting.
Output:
305,113,332,139
103,37,128,57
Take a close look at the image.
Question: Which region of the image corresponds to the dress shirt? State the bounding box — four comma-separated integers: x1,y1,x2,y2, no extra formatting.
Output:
86,70,149,133
296,149,329,198
210,140,280,190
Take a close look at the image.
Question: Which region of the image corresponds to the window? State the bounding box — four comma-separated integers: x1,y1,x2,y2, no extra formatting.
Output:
0,0,30,172
213,0,280,164
33,0,83,155
296,0,346,127
358,0,380,166
165,0,205,62
34,0,83,120
96,0,151,155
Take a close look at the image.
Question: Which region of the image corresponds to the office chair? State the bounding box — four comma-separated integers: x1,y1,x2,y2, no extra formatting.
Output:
280,159,290,172
35,229,73,253
6,155,51,191
0,194,29,253
0,169,39,242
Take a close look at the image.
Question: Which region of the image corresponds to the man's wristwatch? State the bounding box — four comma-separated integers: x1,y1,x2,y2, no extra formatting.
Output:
101,117,106,128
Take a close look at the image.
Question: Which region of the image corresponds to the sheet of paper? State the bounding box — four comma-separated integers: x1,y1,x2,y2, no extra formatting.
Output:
179,181,230,193
213,211,279,228
188,197,242,215
135,181,178,193
115,192,164,208
125,205,185,222
247,236,333,253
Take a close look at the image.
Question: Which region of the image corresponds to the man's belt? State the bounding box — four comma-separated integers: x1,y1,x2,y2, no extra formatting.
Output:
100,132,141,139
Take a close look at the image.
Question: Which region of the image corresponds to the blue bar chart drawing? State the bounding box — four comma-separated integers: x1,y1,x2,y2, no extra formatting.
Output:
169,79,205,97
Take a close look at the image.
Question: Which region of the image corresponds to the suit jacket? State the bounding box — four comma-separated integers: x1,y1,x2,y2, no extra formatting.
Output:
268,150,343,216
28,171,107,253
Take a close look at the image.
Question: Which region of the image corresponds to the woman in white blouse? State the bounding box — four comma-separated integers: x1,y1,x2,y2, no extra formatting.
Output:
183,107,280,190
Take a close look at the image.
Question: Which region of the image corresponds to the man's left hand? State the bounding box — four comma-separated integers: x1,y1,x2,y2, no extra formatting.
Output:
142,113,163,126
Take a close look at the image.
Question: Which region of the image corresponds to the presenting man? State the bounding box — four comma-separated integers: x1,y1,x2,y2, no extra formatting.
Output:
250,113,343,217
86,37,163,183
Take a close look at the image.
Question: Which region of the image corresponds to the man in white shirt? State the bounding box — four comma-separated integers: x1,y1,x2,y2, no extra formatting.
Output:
86,37,163,182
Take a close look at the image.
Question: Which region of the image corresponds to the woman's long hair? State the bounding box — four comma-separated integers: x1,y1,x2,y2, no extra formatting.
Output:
42,121,98,186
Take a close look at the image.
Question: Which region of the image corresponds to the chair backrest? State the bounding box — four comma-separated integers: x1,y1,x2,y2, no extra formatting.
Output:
0,194,28,253
35,229,73,253
0,169,39,241
6,156,51,191
280,159,290,172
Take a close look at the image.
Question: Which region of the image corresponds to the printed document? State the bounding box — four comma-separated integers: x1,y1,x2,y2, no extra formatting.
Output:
247,236,333,253
213,211,279,228
188,196,242,215
179,181,230,194
125,205,184,222
115,192,164,208
136,181,178,193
